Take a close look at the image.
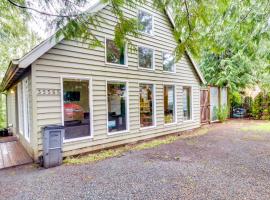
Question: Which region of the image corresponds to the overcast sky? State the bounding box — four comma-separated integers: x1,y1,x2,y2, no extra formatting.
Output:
27,0,99,39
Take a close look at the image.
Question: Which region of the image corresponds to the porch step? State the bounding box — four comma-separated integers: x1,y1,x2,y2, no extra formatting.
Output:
0,136,17,143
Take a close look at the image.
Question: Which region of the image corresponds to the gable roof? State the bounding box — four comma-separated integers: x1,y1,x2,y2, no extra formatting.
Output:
1,0,206,91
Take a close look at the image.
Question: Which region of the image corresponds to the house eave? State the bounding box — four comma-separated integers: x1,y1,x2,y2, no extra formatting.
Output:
1,60,19,92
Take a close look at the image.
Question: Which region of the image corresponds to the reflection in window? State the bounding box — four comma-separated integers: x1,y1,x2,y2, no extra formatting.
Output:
163,53,175,72
107,82,127,133
183,87,191,121
106,39,126,65
63,79,91,140
138,10,153,35
140,84,154,128
164,85,175,124
138,47,154,69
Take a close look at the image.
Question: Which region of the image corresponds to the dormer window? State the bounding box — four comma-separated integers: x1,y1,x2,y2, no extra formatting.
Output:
106,38,126,66
138,10,153,35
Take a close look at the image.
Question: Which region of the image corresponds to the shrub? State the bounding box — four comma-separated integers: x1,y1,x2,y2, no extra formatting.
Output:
251,92,270,120
216,105,229,122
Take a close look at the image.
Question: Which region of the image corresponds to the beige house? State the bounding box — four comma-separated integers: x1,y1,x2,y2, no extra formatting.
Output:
2,0,206,161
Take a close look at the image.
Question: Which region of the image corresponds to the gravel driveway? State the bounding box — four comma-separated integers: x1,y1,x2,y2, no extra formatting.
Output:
1,119,270,200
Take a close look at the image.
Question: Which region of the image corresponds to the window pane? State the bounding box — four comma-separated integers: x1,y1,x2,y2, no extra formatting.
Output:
164,85,175,124
139,47,153,69
138,10,153,35
163,53,175,72
107,82,127,133
63,79,90,139
183,87,191,120
140,84,154,127
106,39,125,65
22,78,30,140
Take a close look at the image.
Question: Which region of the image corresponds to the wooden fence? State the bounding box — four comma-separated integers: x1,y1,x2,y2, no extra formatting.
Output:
200,86,228,123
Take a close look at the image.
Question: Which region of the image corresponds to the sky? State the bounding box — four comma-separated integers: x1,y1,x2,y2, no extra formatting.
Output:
27,0,99,39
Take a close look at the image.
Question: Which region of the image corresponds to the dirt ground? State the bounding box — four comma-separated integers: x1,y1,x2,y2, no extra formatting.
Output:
1,119,270,200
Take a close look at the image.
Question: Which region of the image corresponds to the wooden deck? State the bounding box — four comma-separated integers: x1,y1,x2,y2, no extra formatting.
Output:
0,137,32,169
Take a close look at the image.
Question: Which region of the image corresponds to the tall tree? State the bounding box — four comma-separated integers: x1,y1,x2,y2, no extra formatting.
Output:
0,0,39,76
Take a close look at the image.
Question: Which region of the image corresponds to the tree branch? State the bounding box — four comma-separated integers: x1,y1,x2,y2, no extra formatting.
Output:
184,0,192,33
6,0,81,18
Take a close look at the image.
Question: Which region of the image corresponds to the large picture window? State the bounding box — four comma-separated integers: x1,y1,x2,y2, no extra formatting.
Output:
107,82,128,133
164,85,176,124
62,78,91,140
140,84,155,128
163,53,175,72
138,10,153,35
106,38,126,65
138,46,154,69
183,87,192,121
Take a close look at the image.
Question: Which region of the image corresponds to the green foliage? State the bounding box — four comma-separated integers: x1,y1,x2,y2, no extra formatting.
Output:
0,0,39,75
230,91,244,108
216,105,228,122
251,92,270,120
243,96,253,116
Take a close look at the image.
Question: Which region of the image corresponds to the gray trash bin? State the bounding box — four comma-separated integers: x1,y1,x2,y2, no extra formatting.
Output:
43,125,65,168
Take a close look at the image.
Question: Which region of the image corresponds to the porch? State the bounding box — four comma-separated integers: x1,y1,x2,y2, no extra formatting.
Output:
0,136,32,169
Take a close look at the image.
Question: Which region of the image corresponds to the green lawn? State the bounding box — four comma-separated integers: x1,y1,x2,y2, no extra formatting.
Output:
241,122,270,133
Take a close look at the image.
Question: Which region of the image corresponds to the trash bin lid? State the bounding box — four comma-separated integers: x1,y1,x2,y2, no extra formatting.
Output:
43,125,65,130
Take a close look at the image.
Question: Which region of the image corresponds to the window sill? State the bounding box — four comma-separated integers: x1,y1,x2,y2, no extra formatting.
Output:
138,67,155,71
162,70,176,74
105,62,128,68
139,31,155,38
107,130,129,136
183,119,194,123
64,136,93,144
140,125,156,131
164,122,177,126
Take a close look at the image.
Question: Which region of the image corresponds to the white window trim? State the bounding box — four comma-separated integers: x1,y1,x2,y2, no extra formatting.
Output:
137,8,155,37
60,75,94,143
138,45,155,71
139,82,156,130
162,52,176,73
163,84,177,126
104,36,128,68
106,79,130,136
22,77,30,142
183,86,194,122
17,82,24,135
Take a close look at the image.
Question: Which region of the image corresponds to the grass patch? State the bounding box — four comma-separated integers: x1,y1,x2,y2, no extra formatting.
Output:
241,135,265,141
241,122,270,133
64,127,210,165
132,135,178,150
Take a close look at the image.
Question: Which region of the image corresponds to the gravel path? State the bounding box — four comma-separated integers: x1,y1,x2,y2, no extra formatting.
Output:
1,119,270,200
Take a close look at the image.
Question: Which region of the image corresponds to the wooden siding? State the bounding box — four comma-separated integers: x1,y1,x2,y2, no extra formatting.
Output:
32,2,201,157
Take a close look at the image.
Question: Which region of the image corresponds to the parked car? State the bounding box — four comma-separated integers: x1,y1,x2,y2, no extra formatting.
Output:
64,103,84,125
232,107,246,118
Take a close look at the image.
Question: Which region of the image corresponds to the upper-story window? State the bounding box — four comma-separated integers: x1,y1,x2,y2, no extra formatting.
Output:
138,10,153,35
138,46,154,70
106,38,126,66
163,52,175,72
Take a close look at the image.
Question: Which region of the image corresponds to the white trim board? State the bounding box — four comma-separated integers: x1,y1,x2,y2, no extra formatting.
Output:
60,75,94,143
106,80,130,136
